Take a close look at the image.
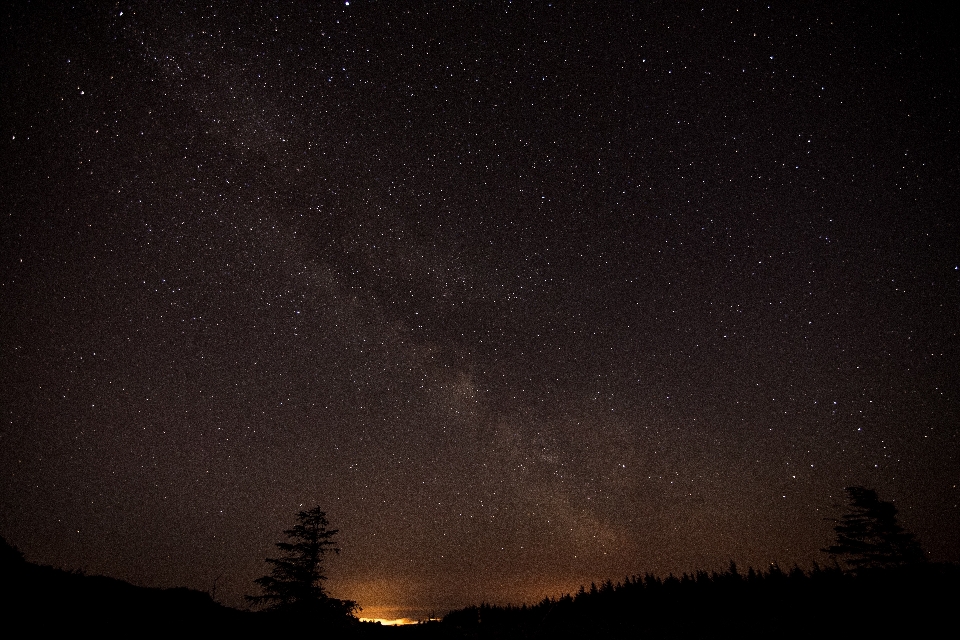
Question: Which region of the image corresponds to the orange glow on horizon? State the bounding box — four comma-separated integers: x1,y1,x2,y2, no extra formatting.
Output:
360,617,419,626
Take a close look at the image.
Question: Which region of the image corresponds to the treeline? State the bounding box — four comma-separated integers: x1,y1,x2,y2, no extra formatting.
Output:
434,486,956,638
440,562,960,638
3,488,954,638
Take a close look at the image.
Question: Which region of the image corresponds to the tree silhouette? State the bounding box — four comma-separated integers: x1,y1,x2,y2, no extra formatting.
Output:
824,486,926,572
246,506,358,622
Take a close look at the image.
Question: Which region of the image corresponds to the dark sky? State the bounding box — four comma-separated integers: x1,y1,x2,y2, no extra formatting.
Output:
2,0,958,622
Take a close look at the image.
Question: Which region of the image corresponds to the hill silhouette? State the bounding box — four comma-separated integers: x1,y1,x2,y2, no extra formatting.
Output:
5,533,957,638
0,535,397,637
0,535,258,634
439,561,960,639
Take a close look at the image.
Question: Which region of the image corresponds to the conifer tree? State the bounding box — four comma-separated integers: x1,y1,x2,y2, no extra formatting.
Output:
824,486,926,572
247,506,358,621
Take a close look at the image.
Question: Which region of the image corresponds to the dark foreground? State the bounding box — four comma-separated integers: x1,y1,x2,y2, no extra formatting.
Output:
434,562,960,639
2,539,957,639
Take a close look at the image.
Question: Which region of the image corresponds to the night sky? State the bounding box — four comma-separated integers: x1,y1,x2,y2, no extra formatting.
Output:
2,1,958,623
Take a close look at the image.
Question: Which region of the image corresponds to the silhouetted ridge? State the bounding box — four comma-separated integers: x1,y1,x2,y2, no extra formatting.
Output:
441,562,960,639
0,535,252,634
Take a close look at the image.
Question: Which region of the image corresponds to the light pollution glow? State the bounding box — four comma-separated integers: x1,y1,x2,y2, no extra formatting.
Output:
360,617,419,626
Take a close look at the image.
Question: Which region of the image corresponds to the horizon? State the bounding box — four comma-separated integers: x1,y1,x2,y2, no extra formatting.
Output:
5,523,940,619
2,0,957,620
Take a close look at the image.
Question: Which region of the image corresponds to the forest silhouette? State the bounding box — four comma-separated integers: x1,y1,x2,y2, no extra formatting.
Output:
2,487,957,638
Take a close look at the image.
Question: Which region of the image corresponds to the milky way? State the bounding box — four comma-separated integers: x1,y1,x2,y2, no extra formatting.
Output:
2,1,957,620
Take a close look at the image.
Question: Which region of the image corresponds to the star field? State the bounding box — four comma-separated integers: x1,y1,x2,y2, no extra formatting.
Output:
2,1,958,621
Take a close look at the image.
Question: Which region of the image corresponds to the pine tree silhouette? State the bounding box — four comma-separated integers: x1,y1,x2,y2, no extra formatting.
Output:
824,486,926,572
246,506,358,622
